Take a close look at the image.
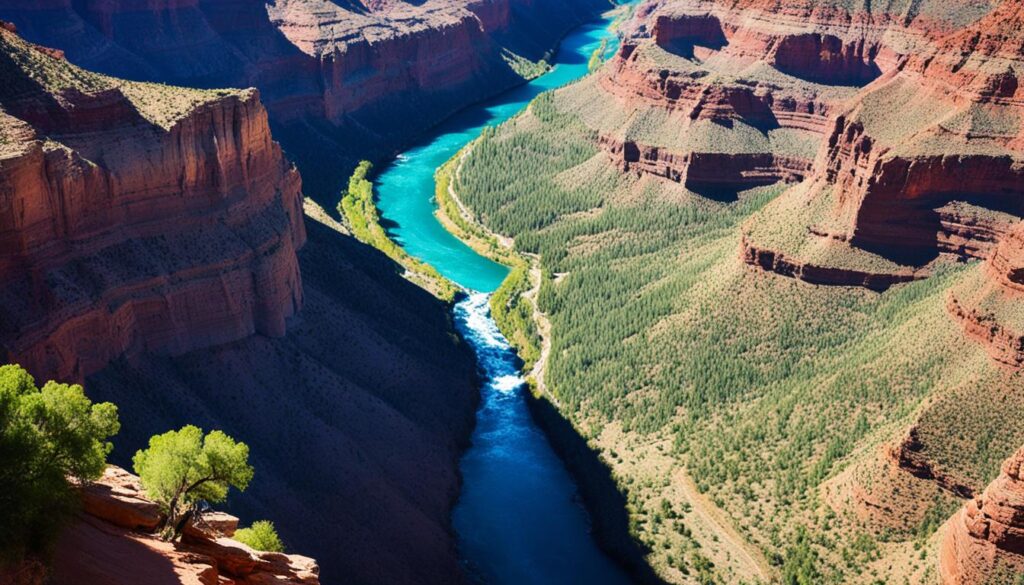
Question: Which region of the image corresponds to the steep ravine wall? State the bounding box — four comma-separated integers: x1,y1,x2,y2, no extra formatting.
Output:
0,0,612,198
0,27,480,584
0,89,306,383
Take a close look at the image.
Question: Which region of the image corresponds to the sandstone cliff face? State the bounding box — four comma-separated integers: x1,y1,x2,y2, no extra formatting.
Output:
0,26,479,584
0,0,609,197
54,466,320,585
0,26,305,383
941,445,1024,584
798,0,1024,268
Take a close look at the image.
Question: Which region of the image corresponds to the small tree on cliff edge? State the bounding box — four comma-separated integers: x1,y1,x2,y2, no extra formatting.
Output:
133,425,253,539
0,364,120,560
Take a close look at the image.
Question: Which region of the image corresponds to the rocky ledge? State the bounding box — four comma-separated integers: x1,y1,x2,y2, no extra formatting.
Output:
52,466,320,585
740,235,924,291
940,445,1024,584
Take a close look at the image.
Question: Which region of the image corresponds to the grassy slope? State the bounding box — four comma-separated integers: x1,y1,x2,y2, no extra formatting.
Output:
450,91,1024,584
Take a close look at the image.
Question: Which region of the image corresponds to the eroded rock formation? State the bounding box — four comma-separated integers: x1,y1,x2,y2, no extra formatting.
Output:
0,25,305,383
0,0,610,197
941,445,1024,584
0,25,479,584
54,466,320,585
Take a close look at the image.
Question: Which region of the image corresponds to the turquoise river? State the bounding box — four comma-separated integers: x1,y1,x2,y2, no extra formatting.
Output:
374,8,634,585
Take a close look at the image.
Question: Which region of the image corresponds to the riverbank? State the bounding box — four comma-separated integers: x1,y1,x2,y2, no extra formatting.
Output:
437,141,665,585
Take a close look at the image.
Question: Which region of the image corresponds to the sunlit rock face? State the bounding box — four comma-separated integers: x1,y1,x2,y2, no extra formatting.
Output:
0,0,610,196
941,445,1024,584
0,25,305,383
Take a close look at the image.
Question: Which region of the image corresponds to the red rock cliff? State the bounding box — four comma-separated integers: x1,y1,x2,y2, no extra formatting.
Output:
0,25,306,383
0,0,610,197
941,445,1024,584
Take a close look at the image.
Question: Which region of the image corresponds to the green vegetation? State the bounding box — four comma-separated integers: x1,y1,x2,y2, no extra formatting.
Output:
501,48,550,79
133,425,254,538
781,527,822,585
340,161,459,301
435,157,541,365
0,365,119,561
450,86,1015,582
234,520,284,552
588,39,609,72
490,264,541,368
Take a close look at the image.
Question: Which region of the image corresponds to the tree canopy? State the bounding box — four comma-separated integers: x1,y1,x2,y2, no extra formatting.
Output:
0,364,120,559
133,425,253,533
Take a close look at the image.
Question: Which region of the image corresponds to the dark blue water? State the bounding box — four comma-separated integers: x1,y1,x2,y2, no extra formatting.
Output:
373,10,633,585
375,17,624,292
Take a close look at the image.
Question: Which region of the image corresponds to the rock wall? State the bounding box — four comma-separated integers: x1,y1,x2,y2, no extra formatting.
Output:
0,27,305,383
940,445,1024,584
0,0,610,198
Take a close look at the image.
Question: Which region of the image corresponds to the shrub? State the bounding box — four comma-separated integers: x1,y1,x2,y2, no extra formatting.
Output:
133,425,253,537
234,520,284,552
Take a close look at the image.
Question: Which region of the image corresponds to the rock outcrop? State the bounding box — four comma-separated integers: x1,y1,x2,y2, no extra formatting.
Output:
0,0,610,198
887,426,975,499
740,235,925,291
0,26,479,584
0,24,305,383
795,0,1024,268
940,445,1024,584
54,465,320,585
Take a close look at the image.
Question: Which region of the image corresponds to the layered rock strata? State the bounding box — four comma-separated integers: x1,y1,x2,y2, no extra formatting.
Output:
0,0,610,198
940,445,1024,584
0,25,305,383
796,0,1024,267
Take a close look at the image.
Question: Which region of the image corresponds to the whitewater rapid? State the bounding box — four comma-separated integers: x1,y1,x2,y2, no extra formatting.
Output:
451,294,631,585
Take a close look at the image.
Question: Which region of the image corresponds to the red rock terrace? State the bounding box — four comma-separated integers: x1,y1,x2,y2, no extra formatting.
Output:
0,24,480,585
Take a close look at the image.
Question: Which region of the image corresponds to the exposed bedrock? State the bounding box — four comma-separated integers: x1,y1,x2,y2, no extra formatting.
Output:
989,224,1024,294
603,41,841,133
771,33,881,86
0,0,610,198
652,12,726,55
823,115,1024,266
740,235,924,291
54,466,321,585
0,81,305,383
600,135,810,194
940,445,1024,584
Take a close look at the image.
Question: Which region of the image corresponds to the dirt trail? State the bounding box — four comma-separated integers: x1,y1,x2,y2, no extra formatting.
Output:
673,467,773,582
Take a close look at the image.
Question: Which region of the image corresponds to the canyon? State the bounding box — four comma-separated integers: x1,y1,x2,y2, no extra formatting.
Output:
3,0,1024,583
0,0,610,198
445,0,1024,582
0,22,479,585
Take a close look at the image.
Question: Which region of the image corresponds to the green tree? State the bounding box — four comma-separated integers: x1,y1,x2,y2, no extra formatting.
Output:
0,365,119,560
234,520,284,552
133,425,254,537
782,527,822,585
